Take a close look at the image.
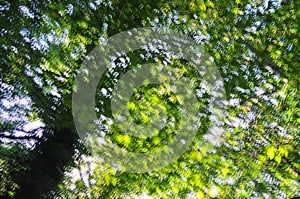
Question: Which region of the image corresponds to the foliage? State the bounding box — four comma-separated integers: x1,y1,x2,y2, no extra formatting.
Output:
0,0,299,198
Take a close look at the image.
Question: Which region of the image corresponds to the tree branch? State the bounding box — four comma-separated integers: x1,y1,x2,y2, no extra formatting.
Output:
0,127,43,141
244,42,283,76
282,157,300,178
0,133,40,140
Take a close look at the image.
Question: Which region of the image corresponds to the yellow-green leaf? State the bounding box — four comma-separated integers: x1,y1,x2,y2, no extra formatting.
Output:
128,101,136,110
221,167,230,176
267,146,276,160
123,135,131,146
278,146,289,158
215,52,221,60
199,4,206,11
275,155,281,164
207,0,214,8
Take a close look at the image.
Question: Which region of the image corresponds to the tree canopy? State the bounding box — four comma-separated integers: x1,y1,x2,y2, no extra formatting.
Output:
0,0,299,198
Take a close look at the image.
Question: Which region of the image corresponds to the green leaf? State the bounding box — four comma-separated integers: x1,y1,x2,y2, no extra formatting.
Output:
7,191,14,198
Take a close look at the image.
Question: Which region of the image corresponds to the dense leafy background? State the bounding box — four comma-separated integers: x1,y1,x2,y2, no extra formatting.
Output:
0,0,299,198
